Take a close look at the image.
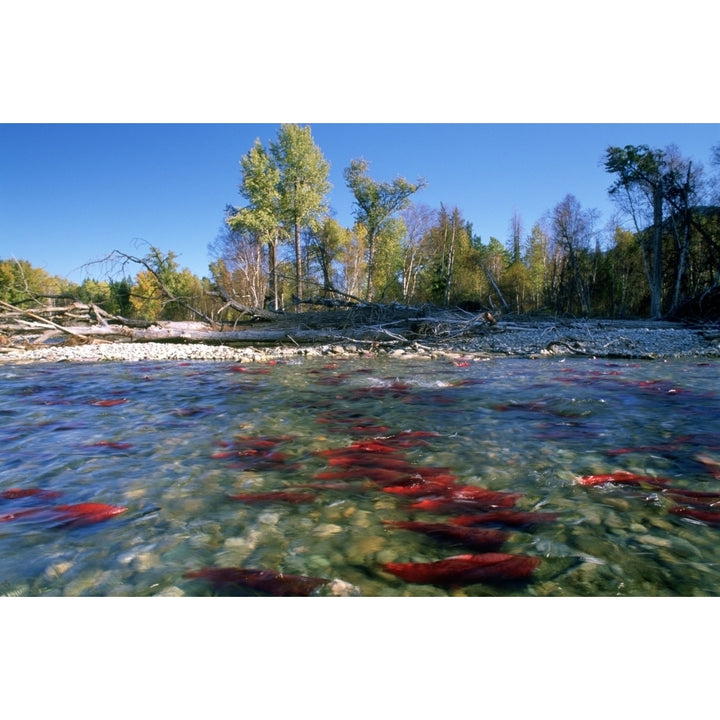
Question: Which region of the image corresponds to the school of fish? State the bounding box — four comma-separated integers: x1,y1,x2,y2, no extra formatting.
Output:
5,359,720,596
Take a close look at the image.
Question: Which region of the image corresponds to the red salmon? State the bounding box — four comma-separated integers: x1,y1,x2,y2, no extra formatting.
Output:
184,567,330,596
382,521,509,551
226,490,318,504
382,553,541,586
578,471,671,487
669,506,720,525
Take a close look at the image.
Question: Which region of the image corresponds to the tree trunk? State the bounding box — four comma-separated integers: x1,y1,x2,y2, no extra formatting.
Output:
444,217,457,307
481,263,510,313
669,164,693,316
294,220,302,306
650,183,664,318
268,239,280,312
365,233,376,302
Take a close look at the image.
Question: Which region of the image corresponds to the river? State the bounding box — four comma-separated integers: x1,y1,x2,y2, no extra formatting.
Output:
1,354,719,596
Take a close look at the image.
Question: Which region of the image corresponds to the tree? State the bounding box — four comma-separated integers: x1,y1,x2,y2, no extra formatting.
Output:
0,258,70,304
661,144,710,314
523,223,550,312
344,158,427,301
547,194,598,316
370,216,405,302
92,245,207,323
226,140,283,311
423,205,471,306
399,203,437,304
604,227,646,317
127,248,203,321
338,223,368,300
270,124,331,305
305,217,351,299
209,214,268,310
604,145,667,318
476,237,511,312
509,210,523,264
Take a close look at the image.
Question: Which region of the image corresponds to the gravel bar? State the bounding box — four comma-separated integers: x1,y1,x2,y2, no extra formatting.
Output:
1,320,719,364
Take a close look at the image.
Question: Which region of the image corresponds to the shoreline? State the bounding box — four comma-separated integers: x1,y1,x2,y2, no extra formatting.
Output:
2,320,719,364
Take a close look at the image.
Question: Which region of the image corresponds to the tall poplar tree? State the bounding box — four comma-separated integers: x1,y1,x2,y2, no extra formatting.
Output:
270,124,331,304
227,139,283,310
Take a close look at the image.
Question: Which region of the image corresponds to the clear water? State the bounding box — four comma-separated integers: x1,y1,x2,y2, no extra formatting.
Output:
1,354,719,596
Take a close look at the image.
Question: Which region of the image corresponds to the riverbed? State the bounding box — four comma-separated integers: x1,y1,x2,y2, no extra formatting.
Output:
1,354,719,596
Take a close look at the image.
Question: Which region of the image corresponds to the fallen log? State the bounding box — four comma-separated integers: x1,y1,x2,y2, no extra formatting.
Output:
0,300,107,344
1,302,500,349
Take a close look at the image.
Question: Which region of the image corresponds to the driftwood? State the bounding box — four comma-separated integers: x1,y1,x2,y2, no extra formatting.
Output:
0,297,500,349
0,299,112,345
205,286,279,322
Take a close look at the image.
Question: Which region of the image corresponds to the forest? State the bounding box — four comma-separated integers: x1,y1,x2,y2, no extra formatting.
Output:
2,125,720,328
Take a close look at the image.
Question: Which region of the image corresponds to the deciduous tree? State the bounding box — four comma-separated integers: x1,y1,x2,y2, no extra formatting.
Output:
605,145,666,318
270,124,331,305
399,203,437,304
344,158,426,301
547,194,598,316
226,140,283,310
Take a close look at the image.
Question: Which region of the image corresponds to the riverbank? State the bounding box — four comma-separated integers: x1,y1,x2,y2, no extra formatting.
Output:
1,319,719,364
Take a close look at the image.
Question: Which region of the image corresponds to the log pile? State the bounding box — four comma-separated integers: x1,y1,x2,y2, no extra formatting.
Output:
0,298,500,350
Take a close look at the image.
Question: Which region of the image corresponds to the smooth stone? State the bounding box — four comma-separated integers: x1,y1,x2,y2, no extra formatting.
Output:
44,561,73,579
154,585,185,597
312,523,343,538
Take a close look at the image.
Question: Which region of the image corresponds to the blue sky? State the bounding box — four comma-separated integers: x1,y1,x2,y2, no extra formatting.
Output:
1,123,718,284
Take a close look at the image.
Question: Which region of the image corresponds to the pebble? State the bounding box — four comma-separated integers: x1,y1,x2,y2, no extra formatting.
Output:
350,510,373,528
224,530,261,552
117,550,159,572
350,535,386,559
63,570,113,596
1,584,30,597
106,584,135,596
1,320,718,365
312,523,343,538
375,548,399,564
319,578,362,597
44,561,73,579
257,512,280,526
637,534,673,548
153,585,186,597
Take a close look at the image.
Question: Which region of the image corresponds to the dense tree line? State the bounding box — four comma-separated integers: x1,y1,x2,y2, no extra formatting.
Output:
3,127,720,323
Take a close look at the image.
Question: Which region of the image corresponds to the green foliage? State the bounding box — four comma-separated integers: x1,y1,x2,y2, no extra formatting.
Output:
344,158,427,301
307,217,350,295
270,124,332,302
73,277,132,316
597,228,646,316
224,125,331,307
370,216,405,302
0,258,70,304
523,223,550,310
270,124,331,236
502,260,529,313
127,247,204,322
229,140,282,239
605,145,666,196
419,206,473,306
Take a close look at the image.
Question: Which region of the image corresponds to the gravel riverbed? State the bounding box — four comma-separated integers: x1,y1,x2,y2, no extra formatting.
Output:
1,319,719,364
